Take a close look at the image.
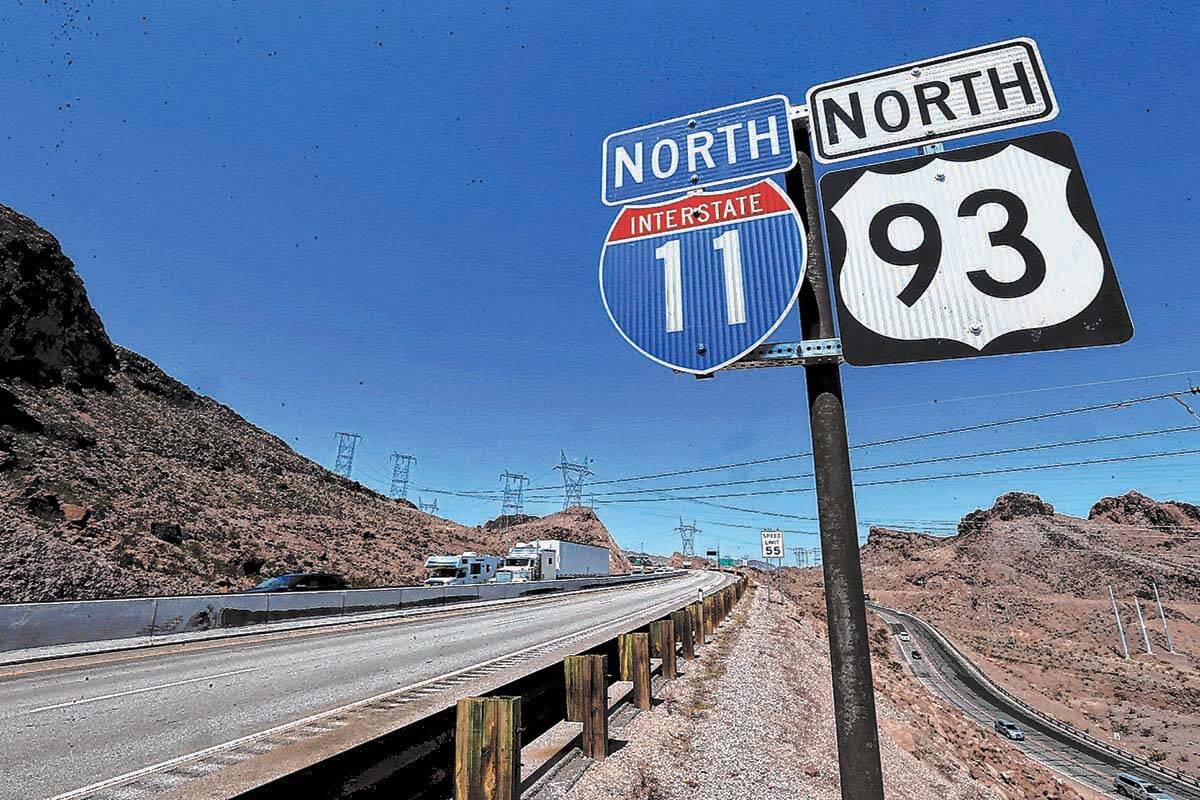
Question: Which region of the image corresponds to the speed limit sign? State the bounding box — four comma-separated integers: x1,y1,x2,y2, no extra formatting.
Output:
821,131,1132,366
760,529,784,560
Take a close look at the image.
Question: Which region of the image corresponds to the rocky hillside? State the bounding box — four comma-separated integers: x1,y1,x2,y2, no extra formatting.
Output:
858,491,1200,599
794,491,1200,773
0,204,628,602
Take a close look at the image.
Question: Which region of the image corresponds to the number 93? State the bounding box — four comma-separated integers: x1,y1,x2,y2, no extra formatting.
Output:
867,190,1047,307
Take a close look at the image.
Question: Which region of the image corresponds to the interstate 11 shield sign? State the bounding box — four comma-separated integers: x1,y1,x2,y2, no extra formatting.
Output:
599,180,807,375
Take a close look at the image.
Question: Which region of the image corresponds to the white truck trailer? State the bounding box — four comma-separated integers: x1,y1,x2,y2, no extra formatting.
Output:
423,553,500,586
495,539,610,582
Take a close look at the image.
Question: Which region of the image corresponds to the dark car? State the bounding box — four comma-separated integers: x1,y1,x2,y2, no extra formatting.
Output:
910,649,922,660
247,573,350,593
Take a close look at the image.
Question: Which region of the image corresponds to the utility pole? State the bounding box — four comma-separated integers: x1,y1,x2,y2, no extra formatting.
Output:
1134,597,1153,655
555,451,594,510
674,518,698,558
785,117,884,800
498,471,529,524
389,452,416,499
333,432,362,479
1109,586,1130,659
1153,581,1175,653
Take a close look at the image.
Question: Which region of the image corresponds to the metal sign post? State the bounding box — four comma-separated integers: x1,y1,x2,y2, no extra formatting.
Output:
784,117,886,800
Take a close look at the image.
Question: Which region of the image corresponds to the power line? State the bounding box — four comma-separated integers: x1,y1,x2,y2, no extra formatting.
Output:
846,369,1200,415
545,425,1197,499
520,388,1197,491
589,446,1200,504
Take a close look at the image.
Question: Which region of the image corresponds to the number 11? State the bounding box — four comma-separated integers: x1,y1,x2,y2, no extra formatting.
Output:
655,229,747,334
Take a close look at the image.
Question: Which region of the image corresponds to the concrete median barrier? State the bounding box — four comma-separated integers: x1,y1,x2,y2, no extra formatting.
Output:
0,573,677,656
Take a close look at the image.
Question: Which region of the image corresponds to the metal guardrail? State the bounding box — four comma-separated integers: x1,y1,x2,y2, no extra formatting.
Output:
871,602,1200,792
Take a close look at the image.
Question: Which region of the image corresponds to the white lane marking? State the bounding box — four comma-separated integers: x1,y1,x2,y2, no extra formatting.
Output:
46,573,728,800
24,667,259,714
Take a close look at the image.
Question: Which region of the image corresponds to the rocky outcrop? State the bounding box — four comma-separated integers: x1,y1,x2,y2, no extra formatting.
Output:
0,205,117,386
484,513,538,531
958,491,1054,535
1088,490,1200,530
863,526,941,555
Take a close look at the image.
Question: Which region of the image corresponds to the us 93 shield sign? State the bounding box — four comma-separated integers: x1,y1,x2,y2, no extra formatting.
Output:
821,131,1132,366
600,180,806,374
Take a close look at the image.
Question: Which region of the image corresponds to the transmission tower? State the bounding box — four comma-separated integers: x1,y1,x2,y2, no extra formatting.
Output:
674,518,699,558
499,471,529,521
418,496,439,514
389,453,416,499
555,451,594,510
790,547,805,567
333,432,362,478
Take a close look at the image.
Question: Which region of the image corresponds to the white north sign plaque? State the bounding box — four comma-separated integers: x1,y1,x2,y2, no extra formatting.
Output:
807,38,1058,163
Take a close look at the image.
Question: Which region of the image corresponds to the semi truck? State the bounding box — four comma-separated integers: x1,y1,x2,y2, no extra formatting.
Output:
423,553,500,586
495,539,610,582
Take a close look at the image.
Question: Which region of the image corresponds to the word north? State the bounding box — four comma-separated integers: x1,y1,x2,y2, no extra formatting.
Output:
807,38,1057,163
601,95,796,206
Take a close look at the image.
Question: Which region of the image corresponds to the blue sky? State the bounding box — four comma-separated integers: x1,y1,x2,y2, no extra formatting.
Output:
2,2,1197,559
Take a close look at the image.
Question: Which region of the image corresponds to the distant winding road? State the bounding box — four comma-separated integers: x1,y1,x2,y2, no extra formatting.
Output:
872,604,1200,800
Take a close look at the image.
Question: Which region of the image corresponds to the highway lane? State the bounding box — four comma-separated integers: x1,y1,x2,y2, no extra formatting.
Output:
872,606,1200,800
0,571,725,800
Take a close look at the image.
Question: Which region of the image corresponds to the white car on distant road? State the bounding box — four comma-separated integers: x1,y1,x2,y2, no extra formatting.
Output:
993,719,1024,741
1113,772,1173,799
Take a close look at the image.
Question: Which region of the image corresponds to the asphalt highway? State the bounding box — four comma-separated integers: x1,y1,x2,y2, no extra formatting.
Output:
873,605,1200,800
0,571,725,800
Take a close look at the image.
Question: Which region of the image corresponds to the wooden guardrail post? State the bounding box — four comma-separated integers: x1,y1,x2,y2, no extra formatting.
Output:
690,601,705,645
454,696,521,800
650,619,677,680
563,654,608,760
671,609,694,661
618,632,651,710
704,596,716,636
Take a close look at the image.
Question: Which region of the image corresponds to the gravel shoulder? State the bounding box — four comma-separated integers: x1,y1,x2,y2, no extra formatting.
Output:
563,584,1101,800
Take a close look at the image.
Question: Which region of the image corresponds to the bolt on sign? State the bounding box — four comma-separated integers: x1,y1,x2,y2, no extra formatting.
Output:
807,38,1057,163
602,95,797,206
821,131,1132,366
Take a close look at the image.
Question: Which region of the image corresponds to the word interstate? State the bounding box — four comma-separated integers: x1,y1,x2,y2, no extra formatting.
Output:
619,189,769,239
